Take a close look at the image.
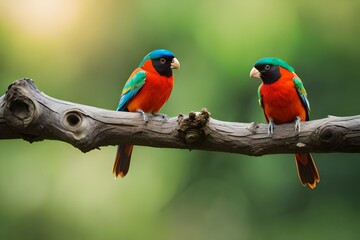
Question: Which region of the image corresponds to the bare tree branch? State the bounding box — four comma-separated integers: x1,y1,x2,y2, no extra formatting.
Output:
1,78,360,155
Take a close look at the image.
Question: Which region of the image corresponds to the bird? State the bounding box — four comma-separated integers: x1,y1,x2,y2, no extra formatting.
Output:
250,57,320,189
113,49,180,178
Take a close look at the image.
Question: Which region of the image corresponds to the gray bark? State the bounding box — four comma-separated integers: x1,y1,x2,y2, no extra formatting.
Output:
1,78,360,155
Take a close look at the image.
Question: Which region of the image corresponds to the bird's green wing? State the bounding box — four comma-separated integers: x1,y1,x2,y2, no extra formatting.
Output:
293,77,310,120
116,71,146,111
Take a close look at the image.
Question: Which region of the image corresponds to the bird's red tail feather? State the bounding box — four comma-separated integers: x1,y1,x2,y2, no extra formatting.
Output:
295,153,320,189
113,145,133,178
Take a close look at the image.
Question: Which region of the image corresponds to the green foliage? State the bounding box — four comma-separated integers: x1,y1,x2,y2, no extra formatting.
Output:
1,0,360,239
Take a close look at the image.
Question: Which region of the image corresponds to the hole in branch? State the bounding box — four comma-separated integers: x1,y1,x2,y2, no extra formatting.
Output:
318,126,343,148
61,110,88,139
62,110,84,130
67,113,81,127
10,99,30,119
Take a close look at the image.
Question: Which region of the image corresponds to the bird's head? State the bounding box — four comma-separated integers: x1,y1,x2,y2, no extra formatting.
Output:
250,57,294,84
139,49,180,77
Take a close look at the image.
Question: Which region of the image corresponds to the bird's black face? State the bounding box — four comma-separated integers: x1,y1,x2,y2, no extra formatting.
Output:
151,56,175,77
255,64,281,84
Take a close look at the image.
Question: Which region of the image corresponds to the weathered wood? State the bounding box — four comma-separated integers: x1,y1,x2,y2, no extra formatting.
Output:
1,78,360,155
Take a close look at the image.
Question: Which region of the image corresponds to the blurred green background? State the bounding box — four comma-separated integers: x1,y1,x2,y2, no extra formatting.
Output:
1,0,360,239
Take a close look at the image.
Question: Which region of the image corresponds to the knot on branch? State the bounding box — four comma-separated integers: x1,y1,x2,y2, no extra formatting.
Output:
315,125,344,149
177,108,210,146
4,78,38,129
61,109,90,141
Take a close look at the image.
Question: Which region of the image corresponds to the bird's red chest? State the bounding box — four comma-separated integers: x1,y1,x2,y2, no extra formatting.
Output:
261,77,306,124
127,72,174,114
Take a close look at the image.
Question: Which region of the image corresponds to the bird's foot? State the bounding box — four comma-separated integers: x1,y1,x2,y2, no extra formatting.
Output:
153,113,169,122
294,116,301,133
268,118,275,136
136,109,149,123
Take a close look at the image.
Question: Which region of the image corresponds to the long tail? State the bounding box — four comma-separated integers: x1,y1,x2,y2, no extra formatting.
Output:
113,145,134,178
295,153,320,189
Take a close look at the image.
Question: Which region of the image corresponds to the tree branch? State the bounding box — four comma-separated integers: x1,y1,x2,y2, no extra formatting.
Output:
1,78,360,155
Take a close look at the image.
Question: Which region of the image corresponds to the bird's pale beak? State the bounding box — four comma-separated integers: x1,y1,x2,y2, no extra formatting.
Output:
171,58,180,70
250,67,260,79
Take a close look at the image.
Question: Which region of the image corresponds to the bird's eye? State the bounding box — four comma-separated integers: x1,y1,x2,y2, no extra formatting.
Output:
264,64,271,71
160,58,166,64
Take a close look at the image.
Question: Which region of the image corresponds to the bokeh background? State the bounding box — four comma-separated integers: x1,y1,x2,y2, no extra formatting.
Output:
1,0,360,239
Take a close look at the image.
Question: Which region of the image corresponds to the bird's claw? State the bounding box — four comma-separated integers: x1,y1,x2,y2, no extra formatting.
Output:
268,118,275,136
295,116,301,133
137,109,149,123
154,113,169,122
